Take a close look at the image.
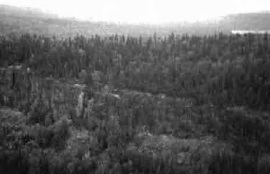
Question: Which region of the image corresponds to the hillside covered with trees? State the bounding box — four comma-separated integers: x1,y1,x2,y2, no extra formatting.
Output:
1,33,270,110
0,31,270,173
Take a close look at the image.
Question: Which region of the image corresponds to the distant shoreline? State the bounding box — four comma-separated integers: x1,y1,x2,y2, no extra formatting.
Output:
232,30,270,34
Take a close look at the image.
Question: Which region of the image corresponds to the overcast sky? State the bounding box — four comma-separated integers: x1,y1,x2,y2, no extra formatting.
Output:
0,0,270,24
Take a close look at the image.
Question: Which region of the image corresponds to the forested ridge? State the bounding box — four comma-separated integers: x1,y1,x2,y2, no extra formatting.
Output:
1,33,270,110
2,5,270,37
0,32,270,174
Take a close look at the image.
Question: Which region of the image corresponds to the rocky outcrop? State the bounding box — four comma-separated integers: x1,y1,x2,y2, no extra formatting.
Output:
0,67,90,121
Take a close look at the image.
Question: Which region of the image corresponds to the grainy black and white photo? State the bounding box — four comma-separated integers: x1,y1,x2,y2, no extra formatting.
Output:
0,0,270,173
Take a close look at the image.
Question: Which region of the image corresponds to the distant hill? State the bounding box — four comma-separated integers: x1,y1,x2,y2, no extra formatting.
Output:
0,5,161,37
221,12,270,31
167,12,270,35
1,4,270,37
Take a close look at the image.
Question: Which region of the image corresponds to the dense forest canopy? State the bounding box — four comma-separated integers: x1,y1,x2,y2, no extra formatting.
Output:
1,33,270,111
1,31,270,173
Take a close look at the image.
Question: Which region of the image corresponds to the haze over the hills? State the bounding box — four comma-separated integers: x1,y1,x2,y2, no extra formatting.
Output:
1,4,270,37
1,0,270,24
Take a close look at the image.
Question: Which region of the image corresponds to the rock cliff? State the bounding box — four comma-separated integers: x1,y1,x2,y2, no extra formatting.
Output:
0,66,89,121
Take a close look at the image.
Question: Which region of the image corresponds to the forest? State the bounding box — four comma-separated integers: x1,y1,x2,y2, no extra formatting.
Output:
0,32,270,173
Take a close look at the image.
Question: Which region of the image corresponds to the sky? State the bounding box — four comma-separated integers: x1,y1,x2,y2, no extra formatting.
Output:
0,0,270,24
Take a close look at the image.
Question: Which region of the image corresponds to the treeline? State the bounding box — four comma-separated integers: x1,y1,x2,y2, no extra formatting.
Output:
1,33,270,110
